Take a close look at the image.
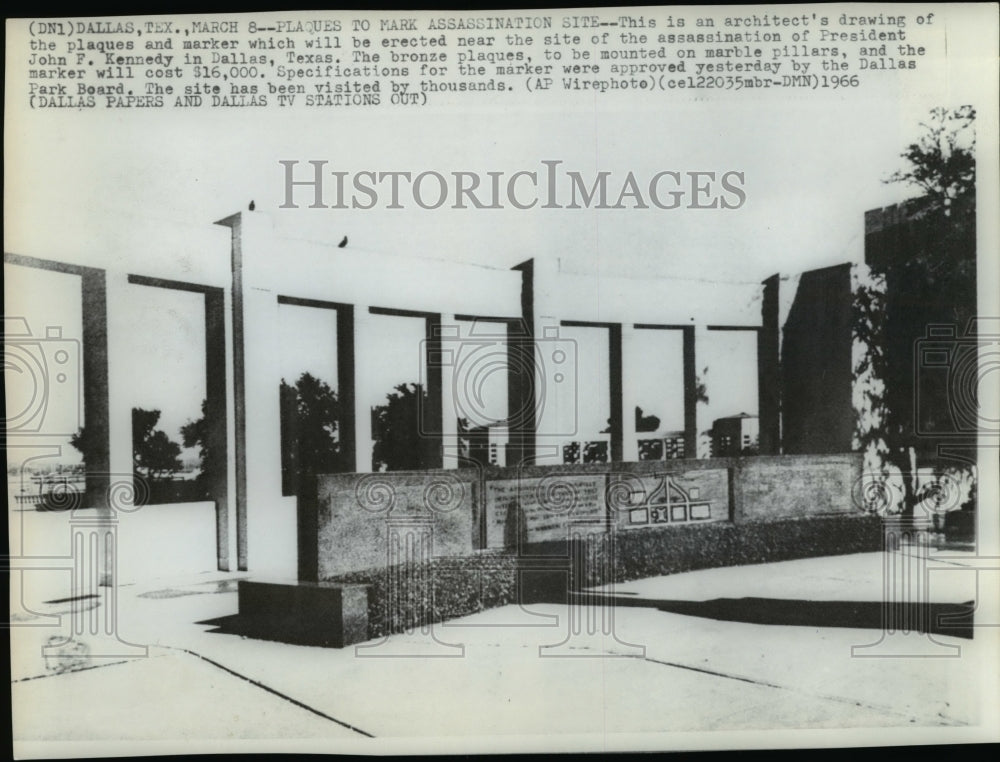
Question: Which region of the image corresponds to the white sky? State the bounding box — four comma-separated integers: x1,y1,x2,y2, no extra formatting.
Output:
5,265,85,463
277,302,339,390
5,7,996,468
8,99,942,282
119,283,206,460
0,98,976,466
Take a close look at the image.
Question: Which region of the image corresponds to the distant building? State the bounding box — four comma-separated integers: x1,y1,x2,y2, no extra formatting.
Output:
561,433,612,464
711,413,759,457
637,430,687,461
458,420,509,468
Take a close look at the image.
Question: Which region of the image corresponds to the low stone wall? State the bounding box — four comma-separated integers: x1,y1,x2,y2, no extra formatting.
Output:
324,514,880,641
314,454,864,577
313,453,875,642
593,513,880,585
330,550,520,639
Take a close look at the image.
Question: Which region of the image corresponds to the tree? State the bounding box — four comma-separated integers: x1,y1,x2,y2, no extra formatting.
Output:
853,106,977,515
279,372,343,495
180,399,221,498
131,408,182,482
884,106,976,217
635,406,660,433
69,425,100,470
695,367,710,405
371,382,434,471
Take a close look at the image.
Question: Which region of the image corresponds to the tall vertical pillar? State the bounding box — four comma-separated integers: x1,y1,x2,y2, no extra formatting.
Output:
681,325,697,458
202,288,230,571
336,303,356,473
508,259,536,467
440,317,460,469
621,325,639,462
215,212,248,571
354,305,373,473
80,268,110,514
608,323,623,463
759,274,781,454
423,314,444,469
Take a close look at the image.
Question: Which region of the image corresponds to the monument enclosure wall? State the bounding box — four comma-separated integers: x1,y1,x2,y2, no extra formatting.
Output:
316,453,867,578
310,454,876,639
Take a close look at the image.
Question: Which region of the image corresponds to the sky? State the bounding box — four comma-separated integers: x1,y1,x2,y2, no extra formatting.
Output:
2,96,979,469
5,8,995,471
5,96,969,285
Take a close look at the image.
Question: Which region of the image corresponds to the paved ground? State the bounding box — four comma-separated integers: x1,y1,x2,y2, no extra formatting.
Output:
11,549,999,755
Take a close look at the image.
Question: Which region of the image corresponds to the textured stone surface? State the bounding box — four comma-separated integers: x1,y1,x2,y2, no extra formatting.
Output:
485,473,606,548
608,467,729,529
737,454,860,520
237,580,369,648
604,514,882,585
329,550,520,639
316,470,478,577
325,514,882,640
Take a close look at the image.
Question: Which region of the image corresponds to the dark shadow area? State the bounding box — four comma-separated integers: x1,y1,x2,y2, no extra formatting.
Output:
781,264,854,455
196,613,345,648
198,591,975,646
565,593,976,639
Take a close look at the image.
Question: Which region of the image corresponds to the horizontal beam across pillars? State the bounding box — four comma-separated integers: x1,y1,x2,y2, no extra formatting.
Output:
532,257,764,328
5,213,231,290
231,210,523,322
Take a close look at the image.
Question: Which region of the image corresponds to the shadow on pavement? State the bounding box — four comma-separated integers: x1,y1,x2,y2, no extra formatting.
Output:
195,614,340,647
194,581,975,645
574,593,975,639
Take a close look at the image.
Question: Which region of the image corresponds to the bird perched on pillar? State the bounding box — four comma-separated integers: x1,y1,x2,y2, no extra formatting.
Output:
338,236,348,248
248,200,255,211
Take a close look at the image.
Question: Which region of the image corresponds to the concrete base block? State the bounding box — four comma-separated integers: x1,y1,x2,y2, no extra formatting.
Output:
237,580,369,648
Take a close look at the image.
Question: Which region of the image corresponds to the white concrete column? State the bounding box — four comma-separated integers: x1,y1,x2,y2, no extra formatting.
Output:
221,283,238,571
242,285,296,578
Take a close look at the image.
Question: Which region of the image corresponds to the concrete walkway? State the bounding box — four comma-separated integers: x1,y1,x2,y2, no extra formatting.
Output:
11,550,998,754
